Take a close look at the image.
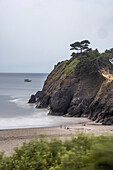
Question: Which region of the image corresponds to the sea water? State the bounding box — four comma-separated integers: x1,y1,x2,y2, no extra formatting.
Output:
0,73,83,129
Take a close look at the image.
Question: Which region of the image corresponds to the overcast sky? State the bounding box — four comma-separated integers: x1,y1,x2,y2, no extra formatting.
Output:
0,0,113,73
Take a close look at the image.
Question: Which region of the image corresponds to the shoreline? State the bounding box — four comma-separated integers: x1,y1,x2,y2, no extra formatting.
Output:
0,118,113,156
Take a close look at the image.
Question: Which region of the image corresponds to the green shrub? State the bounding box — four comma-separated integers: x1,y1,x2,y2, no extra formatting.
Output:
0,134,113,170
75,49,113,75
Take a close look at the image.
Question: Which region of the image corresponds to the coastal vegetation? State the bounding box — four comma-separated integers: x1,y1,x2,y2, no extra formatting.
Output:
0,134,113,169
29,41,113,124
53,43,113,79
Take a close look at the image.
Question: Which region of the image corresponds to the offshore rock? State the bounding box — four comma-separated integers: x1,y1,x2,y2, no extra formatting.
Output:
35,91,50,108
28,95,36,103
29,91,50,108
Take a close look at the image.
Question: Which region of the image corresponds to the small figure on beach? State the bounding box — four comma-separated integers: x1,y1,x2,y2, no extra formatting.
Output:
60,125,62,128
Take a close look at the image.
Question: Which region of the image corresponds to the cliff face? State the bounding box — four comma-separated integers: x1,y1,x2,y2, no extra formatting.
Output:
29,49,113,125
89,80,113,125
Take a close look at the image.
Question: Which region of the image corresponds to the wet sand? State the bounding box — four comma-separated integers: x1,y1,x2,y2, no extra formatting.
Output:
0,118,113,156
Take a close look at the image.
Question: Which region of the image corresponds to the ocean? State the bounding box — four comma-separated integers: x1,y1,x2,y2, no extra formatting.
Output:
0,73,77,129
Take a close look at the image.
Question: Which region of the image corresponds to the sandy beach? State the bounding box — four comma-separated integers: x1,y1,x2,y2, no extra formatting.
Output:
1,118,113,156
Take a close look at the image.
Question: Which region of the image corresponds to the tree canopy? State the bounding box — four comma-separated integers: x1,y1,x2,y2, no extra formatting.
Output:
70,40,91,54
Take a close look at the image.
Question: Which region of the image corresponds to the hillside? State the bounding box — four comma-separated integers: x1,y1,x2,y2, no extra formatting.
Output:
29,48,113,125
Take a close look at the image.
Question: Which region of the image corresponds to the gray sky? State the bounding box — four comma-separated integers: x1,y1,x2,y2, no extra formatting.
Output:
0,0,113,73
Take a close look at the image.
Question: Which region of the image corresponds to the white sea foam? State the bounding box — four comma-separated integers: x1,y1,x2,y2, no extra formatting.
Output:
0,110,79,129
0,73,84,130
0,110,49,129
9,97,32,109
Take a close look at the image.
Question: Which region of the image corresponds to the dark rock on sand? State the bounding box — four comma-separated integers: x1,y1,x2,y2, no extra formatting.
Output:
28,95,36,103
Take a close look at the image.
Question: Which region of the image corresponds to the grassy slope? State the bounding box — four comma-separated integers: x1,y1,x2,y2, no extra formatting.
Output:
53,48,113,81
43,48,113,97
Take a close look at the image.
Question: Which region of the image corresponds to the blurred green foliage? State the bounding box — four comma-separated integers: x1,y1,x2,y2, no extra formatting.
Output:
0,134,113,169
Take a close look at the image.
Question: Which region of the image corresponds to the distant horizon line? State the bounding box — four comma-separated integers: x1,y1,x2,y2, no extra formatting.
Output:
0,72,49,74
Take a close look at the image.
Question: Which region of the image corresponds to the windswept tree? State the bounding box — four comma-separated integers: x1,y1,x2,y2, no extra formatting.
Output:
70,40,91,54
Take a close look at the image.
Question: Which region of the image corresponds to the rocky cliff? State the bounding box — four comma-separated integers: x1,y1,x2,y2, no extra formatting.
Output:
29,48,113,125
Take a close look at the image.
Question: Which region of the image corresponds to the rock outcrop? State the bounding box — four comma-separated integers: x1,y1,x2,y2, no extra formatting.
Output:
89,80,113,125
29,48,113,125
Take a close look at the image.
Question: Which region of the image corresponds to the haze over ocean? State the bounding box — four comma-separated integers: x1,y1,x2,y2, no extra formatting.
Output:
0,73,78,129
